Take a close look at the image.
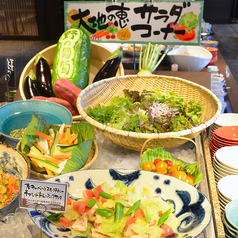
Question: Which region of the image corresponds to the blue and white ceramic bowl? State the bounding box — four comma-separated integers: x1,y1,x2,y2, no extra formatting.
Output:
28,169,212,238
0,143,30,220
0,100,73,147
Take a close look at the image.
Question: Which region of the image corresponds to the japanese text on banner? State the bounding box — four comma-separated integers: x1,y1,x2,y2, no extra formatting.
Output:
64,1,203,45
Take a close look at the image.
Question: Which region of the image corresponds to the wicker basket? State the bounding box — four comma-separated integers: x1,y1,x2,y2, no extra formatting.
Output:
19,42,124,121
16,138,98,180
77,75,222,151
138,135,201,187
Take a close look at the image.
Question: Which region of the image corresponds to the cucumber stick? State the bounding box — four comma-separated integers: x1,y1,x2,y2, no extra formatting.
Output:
30,157,59,172
52,28,91,96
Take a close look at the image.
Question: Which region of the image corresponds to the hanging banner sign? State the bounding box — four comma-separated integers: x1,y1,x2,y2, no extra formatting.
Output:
64,1,204,45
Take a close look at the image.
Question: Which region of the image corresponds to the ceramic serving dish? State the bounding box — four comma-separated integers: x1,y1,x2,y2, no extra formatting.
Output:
167,46,212,71
0,100,73,147
27,169,212,238
0,144,30,220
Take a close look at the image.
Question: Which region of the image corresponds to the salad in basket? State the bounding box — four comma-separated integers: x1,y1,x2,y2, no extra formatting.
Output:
46,180,180,237
88,88,203,134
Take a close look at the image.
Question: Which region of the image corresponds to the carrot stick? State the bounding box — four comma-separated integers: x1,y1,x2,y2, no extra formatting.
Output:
26,153,61,165
34,142,46,153
30,158,39,167
48,140,53,148
35,130,54,141
52,154,71,160
59,137,71,145
68,133,78,144
45,168,54,176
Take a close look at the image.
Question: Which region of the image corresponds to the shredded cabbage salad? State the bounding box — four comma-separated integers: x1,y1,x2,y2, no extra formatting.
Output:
87,89,203,133
46,181,180,237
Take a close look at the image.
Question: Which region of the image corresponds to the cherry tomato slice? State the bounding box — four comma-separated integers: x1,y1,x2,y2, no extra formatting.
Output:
161,224,174,237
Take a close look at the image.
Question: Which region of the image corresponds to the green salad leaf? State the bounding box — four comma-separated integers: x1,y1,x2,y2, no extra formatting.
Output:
88,89,203,134
140,147,203,185
61,139,94,174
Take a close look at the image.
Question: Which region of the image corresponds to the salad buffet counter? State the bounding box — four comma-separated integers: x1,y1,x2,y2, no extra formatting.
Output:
0,129,225,238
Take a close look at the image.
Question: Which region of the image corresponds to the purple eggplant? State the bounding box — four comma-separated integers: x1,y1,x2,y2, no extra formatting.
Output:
24,69,42,99
35,54,54,97
93,47,123,83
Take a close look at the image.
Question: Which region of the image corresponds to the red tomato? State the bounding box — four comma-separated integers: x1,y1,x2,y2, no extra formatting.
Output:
164,172,173,177
110,35,116,39
67,196,72,205
123,216,136,232
161,224,174,237
94,223,101,228
59,217,73,229
93,185,105,200
134,208,145,219
175,26,196,41
185,175,194,185
83,189,95,199
165,160,173,167
142,162,156,172
73,200,88,215
106,35,110,39
172,170,187,182
154,158,162,165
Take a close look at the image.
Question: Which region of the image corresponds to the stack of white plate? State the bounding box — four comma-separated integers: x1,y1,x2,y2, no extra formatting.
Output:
222,199,238,238
213,146,238,183
217,175,238,214
210,113,238,142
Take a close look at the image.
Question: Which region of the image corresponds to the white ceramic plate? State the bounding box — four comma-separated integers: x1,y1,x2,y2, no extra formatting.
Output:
214,113,238,127
27,169,212,238
215,146,238,170
214,158,238,174
217,175,238,200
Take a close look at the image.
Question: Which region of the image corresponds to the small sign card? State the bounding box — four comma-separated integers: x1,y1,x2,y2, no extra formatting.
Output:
19,179,68,212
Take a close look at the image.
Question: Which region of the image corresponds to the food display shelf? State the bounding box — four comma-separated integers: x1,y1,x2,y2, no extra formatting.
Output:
0,130,225,238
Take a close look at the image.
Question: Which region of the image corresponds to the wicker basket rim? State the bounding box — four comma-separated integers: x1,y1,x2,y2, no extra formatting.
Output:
77,74,222,139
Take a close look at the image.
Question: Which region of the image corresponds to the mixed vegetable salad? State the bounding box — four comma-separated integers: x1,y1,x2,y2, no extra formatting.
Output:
46,181,180,237
88,88,203,134
0,168,20,209
20,113,95,176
